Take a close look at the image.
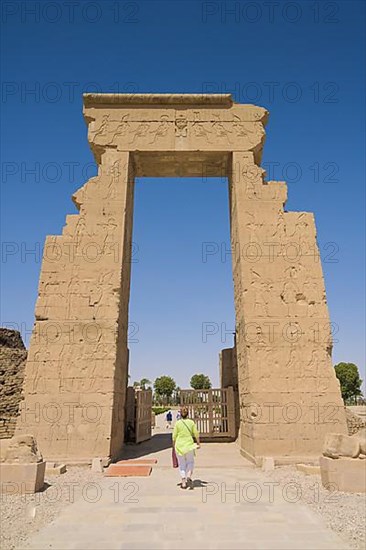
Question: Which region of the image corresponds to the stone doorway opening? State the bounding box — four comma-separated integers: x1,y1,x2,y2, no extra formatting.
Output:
128,175,236,393
17,94,347,465
125,174,238,451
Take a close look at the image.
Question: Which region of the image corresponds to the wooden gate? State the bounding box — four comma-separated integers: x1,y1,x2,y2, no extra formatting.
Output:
125,387,152,443
180,387,235,440
135,389,152,443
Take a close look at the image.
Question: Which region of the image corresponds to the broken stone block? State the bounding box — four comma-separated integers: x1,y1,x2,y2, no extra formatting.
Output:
0,461,46,494
0,434,43,463
91,458,104,473
45,462,66,475
261,457,275,471
320,456,366,493
0,434,46,493
323,433,360,459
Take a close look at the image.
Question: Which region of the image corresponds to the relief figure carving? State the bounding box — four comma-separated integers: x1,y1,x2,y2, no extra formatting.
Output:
175,115,188,137
192,111,212,143
211,114,232,144
108,114,131,144
93,115,109,140
149,115,170,144
129,121,150,144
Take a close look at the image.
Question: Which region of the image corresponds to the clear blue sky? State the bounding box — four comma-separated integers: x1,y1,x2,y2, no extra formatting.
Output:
1,0,365,389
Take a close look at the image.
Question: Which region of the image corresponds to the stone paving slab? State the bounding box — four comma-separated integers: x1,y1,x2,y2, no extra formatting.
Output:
18,443,350,550
21,470,349,549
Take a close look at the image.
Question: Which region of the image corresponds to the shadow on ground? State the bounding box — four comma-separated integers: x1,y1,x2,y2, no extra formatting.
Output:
117,433,172,460
176,479,209,490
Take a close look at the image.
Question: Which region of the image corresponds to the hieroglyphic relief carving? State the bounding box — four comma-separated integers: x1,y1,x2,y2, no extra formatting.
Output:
88,104,267,153
250,270,270,317
30,349,52,393
190,112,264,146
241,164,265,199
233,115,264,146
74,216,90,244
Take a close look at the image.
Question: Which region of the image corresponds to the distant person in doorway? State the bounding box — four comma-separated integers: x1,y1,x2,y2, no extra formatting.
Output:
166,410,173,428
172,407,200,489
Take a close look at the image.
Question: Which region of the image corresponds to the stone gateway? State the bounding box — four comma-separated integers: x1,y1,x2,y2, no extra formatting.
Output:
16,94,347,464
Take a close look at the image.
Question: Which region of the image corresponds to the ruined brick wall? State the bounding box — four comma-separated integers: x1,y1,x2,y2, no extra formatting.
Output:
0,329,27,438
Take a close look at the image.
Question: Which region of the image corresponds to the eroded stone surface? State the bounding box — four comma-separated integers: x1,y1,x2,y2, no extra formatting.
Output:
0,434,42,463
16,94,347,462
346,407,366,435
0,461,46,494
320,456,366,493
0,434,45,494
323,433,363,459
0,329,27,439
354,427,366,455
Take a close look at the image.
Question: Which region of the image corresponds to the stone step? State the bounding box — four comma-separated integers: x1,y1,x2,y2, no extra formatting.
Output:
105,464,152,477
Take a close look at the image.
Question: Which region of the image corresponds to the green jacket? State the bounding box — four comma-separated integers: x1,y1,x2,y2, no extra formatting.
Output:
173,418,199,456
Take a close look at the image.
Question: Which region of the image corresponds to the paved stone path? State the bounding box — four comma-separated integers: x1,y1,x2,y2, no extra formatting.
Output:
20,417,349,550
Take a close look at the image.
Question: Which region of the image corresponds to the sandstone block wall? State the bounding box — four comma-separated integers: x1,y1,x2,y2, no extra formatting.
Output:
0,330,27,439
230,151,347,462
16,150,134,460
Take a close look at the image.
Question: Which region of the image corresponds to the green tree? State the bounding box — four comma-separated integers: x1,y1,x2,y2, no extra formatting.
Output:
190,373,212,390
154,376,177,403
334,363,363,402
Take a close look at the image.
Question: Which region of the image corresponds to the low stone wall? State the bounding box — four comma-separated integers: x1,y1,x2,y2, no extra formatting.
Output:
0,329,27,439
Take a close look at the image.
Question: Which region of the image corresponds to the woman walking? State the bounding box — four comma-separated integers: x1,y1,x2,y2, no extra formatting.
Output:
172,407,200,489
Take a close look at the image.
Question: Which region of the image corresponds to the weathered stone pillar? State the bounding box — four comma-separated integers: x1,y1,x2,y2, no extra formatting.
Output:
230,151,347,463
219,344,240,435
17,150,134,461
